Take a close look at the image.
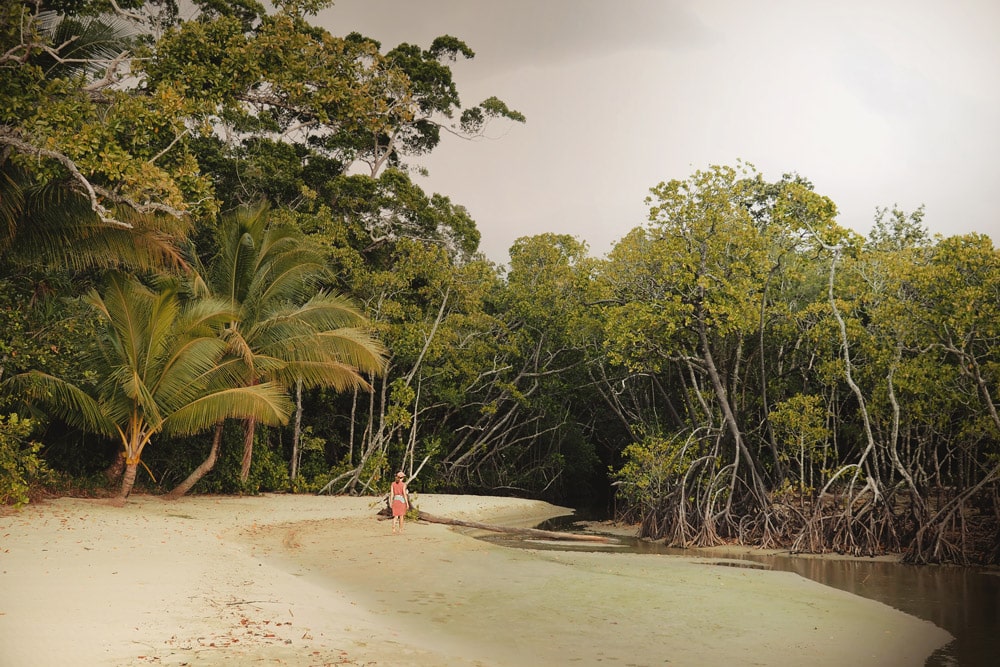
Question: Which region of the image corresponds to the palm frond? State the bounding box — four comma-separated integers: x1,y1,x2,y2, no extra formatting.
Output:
214,202,269,301
58,207,191,273
252,251,329,306
174,296,238,337
0,162,189,273
100,274,154,371
281,292,370,329
0,165,26,252
313,328,388,374
35,11,138,78
4,371,116,437
272,360,371,392
154,337,230,410
143,283,182,379
162,382,293,436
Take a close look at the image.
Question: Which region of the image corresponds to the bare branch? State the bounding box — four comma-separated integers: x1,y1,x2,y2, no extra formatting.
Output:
0,131,189,225
106,0,145,24
0,132,131,228
147,128,192,165
91,184,188,218
83,50,131,93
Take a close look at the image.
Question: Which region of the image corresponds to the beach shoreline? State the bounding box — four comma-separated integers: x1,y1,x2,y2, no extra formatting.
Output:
0,494,952,665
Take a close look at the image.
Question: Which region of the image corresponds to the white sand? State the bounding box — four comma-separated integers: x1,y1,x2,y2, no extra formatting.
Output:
0,494,952,666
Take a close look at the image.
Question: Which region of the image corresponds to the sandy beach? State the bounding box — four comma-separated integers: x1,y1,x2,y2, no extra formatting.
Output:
0,494,951,666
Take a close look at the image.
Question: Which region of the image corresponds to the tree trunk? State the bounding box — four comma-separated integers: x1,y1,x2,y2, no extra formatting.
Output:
696,313,768,504
118,461,138,501
290,380,303,481
167,423,224,499
240,416,257,483
348,386,358,465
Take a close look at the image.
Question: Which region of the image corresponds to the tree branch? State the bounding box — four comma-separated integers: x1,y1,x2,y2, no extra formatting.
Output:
0,132,189,225
0,132,130,228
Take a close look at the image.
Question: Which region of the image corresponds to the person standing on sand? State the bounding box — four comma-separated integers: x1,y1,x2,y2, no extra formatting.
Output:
390,471,410,534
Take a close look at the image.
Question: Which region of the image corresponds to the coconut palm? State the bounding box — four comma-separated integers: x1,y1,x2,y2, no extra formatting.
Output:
6,273,293,501
167,202,386,495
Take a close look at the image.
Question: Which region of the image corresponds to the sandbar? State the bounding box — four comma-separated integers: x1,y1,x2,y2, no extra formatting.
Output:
0,494,951,665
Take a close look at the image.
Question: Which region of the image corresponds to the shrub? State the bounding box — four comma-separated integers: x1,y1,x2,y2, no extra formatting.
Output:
0,414,51,507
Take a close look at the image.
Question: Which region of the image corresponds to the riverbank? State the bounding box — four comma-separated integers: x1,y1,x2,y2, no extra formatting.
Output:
0,494,952,665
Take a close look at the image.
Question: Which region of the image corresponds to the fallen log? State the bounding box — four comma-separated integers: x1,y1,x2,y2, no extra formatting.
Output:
417,511,615,543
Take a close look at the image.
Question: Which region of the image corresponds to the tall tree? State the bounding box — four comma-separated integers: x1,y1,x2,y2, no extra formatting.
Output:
603,164,844,545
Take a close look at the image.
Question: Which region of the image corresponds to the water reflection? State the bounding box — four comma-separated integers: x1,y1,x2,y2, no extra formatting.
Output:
490,519,1000,667
726,552,998,667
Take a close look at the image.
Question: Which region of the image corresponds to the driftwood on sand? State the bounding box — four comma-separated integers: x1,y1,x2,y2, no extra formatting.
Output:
417,511,615,543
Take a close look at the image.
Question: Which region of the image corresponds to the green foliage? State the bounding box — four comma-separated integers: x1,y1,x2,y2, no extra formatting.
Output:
0,414,50,507
236,433,290,493
769,394,830,492
148,425,289,494
288,426,330,492
2,6,217,227
612,432,705,512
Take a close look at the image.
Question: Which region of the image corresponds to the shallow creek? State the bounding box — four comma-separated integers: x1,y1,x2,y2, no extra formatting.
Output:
478,517,999,667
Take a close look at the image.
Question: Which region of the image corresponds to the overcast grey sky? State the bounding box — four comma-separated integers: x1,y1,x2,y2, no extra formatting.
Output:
318,0,1000,263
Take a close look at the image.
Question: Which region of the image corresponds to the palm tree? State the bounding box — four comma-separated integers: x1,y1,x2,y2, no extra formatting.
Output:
167,202,386,495
6,273,293,501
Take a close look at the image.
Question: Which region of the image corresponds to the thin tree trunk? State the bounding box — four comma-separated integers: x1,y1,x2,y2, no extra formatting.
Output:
696,312,767,504
240,416,257,483
167,423,224,499
759,264,784,481
290,380,303,481
349,386,358,465
405,376,421,474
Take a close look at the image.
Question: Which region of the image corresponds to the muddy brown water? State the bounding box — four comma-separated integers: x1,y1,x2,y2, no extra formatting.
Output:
479,518,999,667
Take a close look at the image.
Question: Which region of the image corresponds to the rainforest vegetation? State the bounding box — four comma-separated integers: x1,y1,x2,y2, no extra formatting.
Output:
2,1,998,566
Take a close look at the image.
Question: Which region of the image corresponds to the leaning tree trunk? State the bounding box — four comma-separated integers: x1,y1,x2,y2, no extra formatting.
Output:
240,416,257,483
167,422,224,499
696,311,768,505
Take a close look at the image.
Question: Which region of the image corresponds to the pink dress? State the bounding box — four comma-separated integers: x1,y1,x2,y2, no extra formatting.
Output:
391,481,408,517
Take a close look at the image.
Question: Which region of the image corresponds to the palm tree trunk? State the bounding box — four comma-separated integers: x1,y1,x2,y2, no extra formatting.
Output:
290,380,303,481
167,422,224,499
118,461,138,500
240,416,257,483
